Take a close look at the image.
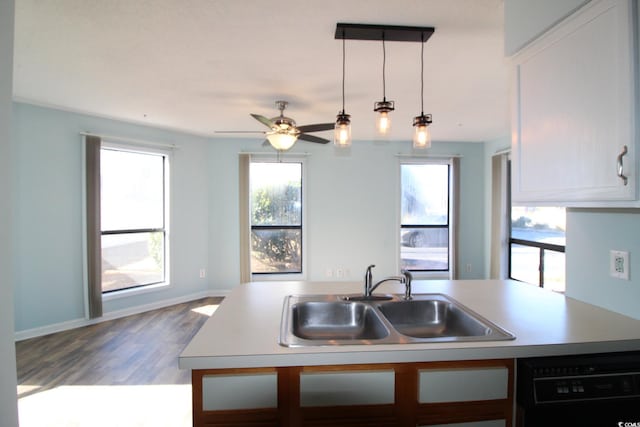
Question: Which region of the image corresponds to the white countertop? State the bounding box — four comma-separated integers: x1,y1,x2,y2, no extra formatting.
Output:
179,280,640,370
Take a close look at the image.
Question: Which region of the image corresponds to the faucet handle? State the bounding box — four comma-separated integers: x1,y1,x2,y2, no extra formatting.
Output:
365,264,376,279
364,265,376,296
401,270,413,300
365,265,375,280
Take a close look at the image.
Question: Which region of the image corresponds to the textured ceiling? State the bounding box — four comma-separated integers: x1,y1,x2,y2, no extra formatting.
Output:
13,0,509,143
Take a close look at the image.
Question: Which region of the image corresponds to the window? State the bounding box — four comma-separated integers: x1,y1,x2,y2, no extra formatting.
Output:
509,206,566,292
250,161,303,275
100,146,169,293
400,162,451,273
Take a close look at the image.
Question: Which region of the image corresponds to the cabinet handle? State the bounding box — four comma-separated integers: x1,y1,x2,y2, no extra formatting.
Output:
617,145,628,186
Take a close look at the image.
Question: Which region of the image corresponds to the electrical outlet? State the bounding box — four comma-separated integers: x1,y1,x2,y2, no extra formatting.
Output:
336,268,344,279
610,250,630,280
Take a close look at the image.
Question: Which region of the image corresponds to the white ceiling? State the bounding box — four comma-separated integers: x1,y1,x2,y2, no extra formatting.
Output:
13,0,509,143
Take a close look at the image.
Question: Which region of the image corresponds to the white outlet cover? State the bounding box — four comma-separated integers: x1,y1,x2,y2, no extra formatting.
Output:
610,250,630,280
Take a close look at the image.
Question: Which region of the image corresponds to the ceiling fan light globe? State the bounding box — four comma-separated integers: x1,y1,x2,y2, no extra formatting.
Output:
267,132,298,151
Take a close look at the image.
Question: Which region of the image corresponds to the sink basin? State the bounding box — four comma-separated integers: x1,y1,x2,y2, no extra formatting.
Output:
279,294,515,347
378,299,492,338
291,301,389,340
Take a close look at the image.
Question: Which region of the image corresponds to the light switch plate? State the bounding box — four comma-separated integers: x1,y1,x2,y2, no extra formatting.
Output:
610,250,630,280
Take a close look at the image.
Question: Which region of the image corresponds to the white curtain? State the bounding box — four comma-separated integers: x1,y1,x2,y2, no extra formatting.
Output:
238,153,252,283
490,152,510,279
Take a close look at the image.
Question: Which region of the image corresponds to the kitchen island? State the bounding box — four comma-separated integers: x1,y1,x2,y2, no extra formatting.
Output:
180,280,640,426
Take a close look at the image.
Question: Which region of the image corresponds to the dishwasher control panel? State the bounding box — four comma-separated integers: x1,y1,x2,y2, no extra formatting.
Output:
517,352,640,425
517,351,640,407
533,372,640,403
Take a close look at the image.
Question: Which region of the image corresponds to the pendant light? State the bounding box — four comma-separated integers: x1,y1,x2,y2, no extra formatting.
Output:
335,34,352,147
333,23,435,147
373,36,394,135
413,32,432,149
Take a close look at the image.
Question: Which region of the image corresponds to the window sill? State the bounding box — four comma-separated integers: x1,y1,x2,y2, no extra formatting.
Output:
102,281,171,301
251,273,306,282
408,271,452,280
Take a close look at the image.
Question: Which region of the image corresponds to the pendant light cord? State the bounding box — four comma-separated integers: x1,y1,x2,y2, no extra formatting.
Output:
341,35,346,114
420,32,424,115
382,36,386,101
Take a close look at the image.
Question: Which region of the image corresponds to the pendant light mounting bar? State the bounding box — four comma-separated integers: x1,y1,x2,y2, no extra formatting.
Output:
335,23,434,43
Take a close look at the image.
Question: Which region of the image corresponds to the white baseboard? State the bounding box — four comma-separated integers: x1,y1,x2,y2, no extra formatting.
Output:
15,289,230,342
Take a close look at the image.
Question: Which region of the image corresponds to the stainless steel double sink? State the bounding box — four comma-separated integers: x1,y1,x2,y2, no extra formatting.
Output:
279,293,515,347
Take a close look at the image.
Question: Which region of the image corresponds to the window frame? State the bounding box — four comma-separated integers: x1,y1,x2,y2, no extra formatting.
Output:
506,159,566,291
249,156,307,281
100,141,171,298
398,158,455,279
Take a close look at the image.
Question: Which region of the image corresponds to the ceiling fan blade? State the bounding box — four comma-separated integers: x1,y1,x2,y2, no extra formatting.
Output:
298,133,330,144
297,123,335,133
214,130,265,134
251,114,276,129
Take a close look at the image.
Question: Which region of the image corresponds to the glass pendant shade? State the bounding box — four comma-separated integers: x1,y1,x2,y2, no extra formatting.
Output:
334,112,352,147
374,100,394,135
377,111,390,134
412,114,432,149
266,132,298,151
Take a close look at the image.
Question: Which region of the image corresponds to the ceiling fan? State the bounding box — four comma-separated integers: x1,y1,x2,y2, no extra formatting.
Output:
216,100,334,151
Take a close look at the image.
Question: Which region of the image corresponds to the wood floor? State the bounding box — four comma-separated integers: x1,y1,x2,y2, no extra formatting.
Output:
16,297,223,395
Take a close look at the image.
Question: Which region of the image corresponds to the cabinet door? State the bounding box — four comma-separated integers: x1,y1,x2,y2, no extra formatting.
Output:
511,0,636,205
201,373,277,410
300,370,395,407
418,367,509,403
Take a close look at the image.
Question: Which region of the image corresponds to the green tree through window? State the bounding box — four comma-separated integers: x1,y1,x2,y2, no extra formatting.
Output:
250,161,302,274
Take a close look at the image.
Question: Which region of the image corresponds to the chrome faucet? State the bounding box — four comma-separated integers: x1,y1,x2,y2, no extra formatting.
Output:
363,265,413,300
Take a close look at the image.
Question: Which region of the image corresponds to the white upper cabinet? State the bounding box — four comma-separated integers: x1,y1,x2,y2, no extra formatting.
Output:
510,0,638,206
504,0,589,55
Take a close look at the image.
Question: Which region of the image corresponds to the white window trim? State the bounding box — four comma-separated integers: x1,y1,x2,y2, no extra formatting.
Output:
100,141,172,299
397,157,456,280
249,155,307,281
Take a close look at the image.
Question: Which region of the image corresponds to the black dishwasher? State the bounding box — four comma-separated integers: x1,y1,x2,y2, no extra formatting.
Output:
516,351,640,426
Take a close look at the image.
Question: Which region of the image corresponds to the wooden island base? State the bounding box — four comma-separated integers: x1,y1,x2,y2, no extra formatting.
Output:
191,358,514,427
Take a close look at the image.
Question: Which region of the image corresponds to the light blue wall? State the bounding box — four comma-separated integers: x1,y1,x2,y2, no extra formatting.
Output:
206,137,487,285
12,102,487,332
566,209,640,320
12,103,210,331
